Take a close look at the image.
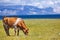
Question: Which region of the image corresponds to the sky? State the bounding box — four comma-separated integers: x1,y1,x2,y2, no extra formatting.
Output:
0,0,60,14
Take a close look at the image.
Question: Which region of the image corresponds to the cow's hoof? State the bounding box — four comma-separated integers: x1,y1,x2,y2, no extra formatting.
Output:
17,35,19,36
7,35,10,36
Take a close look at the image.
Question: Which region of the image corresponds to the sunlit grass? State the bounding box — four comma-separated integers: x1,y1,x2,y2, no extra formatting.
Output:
0,19,60,40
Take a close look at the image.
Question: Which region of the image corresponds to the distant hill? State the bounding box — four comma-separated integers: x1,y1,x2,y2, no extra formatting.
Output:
0,5,59,16
0,5,60,19
0,15,60,19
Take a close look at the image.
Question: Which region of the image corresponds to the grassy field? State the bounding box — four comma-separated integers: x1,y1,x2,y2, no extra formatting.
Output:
0,19,60,40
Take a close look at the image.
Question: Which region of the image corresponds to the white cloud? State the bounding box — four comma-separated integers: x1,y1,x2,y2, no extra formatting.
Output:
1,9,17,15
20,7,24,10
29,11,37,15
0,0,21,5
53,7,60,13
0,0,10,2
17,6,24,10
0,0,60,14
24,2,44,8
32,12,37,14
39,1,54,8
32,2,44,8
0,10,2,12
22,1,55,8
0,0,60,8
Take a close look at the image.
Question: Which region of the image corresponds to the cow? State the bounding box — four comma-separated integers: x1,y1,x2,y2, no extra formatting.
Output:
2,17,29,36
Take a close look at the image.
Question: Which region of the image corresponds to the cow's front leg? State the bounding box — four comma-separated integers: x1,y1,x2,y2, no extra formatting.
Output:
3,25,10,36
14,26,17,35
17,28,19,36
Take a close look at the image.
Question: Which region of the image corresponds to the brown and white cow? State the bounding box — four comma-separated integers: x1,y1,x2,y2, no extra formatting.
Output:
3,17,29,36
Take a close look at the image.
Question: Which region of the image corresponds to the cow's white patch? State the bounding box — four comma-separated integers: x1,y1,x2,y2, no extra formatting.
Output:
13,18,21,26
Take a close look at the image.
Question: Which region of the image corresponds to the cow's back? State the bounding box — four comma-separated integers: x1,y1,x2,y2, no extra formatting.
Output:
3,17,17,27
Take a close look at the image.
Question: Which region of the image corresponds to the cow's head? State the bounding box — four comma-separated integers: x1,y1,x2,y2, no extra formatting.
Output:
23,28,29,35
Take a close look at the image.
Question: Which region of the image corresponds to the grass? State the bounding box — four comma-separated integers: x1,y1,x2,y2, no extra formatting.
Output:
0,19,60,40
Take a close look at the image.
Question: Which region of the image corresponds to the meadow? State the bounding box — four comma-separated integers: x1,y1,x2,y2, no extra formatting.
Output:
0,19,60,40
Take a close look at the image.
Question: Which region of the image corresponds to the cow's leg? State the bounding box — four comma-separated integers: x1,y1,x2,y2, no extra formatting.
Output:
3,25,10,36
14,26,17,35
17,28,19,36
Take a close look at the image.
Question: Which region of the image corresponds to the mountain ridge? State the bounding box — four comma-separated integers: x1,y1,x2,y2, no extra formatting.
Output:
0,5,59,16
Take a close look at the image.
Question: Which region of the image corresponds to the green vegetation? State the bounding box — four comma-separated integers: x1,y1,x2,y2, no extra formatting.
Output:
0,19,60,40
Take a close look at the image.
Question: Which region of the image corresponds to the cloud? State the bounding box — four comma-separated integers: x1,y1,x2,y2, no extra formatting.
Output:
0,9,17,15
0,0,60,14
17,6,24,10
53,7,60,13
0,10,2,12
27,11,37,15
0,0,60,7
21,0,59,9
31,12,37,15
34,1,54,8
0,0,21,5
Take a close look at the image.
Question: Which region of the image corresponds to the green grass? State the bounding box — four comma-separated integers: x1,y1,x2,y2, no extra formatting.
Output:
0,19,60,40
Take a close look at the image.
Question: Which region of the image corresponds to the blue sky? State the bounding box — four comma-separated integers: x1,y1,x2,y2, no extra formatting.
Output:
0,0,60,15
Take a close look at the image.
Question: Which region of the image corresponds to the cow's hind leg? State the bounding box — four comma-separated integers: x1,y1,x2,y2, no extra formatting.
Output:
3,25,10,36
